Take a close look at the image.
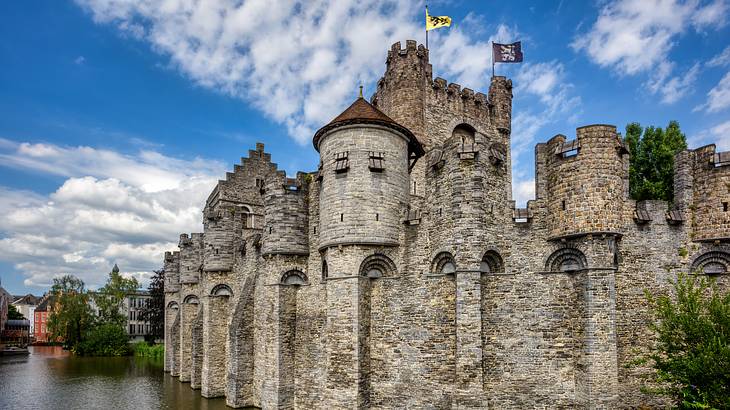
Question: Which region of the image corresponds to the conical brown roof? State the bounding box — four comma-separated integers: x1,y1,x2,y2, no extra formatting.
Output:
312,97,424,158
328,97,396,125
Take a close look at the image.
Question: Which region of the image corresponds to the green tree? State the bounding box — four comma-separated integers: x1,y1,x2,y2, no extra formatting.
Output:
625,120,687,202
642,273,730,408
94,264,139,327
138,268,164,341
74,323,131,356
47,275,94,348
7,304,25,320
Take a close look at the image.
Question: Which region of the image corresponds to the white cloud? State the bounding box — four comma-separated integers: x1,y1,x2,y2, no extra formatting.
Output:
0,139,223,290
691,119,730,149
573,0,727,103
695,71,730,112
573,0,726,75
73,0,426,144
647,61,701,103
74,56,86,65
708,45,730,67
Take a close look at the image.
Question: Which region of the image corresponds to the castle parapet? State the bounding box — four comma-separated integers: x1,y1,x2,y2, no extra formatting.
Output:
261,171,310,256
179,233,204,283
164,251,180,293
541,125,629,239
681,145,730,242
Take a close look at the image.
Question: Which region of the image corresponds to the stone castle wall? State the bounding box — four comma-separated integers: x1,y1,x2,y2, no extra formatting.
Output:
161,40,730,409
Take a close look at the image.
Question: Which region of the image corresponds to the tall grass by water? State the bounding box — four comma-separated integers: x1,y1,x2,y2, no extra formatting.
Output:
132,342,164,359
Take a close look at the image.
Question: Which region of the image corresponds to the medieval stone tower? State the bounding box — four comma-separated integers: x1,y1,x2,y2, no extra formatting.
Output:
162,40,730,409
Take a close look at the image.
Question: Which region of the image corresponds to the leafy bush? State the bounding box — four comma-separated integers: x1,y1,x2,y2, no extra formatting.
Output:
73,324,131,356
642,273,730,409
132,341,164,359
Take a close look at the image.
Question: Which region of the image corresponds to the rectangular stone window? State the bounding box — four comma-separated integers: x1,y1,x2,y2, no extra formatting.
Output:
724,202,728,212
555,139,580,158
334,152,349,173
368,151,385,172
714,151,730,167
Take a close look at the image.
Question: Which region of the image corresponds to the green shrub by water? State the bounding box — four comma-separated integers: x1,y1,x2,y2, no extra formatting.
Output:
132,342,164,359
73,324,131,356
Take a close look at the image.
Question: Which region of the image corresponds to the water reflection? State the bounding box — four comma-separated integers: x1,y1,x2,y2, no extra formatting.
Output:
0,346,231,410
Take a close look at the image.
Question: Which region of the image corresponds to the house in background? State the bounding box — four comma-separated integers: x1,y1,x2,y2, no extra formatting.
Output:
125,290,151,342
88,289,152,342
0,281,10,335
33,296,52,343
12,294,40,334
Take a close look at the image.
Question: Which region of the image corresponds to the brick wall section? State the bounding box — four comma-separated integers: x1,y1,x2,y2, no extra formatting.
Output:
179,301,198,382
168,308,181,377
163,301,178,373
226,275,255,407
201,295,230,398
190,306,204,390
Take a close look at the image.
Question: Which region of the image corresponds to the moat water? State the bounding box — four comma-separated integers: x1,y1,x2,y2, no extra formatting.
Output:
0,346,230,409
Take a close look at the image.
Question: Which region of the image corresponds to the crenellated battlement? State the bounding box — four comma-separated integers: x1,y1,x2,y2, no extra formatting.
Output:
261,170,310,256
179,232,204,284
675,144,730,242
164,250,181,293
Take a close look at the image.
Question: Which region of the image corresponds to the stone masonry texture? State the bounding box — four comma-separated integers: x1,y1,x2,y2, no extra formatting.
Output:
162,40,730,409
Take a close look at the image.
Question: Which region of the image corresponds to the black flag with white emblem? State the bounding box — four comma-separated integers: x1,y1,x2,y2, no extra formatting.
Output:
492,41,523,63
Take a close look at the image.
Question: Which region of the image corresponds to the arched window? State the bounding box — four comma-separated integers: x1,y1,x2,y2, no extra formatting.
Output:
166,301,179,310
241,205,254,229
691,251,730,274
322,260,328,280
432,252,456,275
545,247,587,272
453,124,476,153
183,295,199,305
359,254,397,279
211,284,233,296
281,270,308,286
480,250,504,273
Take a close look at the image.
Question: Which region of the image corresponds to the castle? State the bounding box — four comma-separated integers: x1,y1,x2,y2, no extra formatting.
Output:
162,40,730,409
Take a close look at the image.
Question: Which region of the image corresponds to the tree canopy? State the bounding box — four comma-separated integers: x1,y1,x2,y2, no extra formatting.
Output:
47,275,94,348
93,264,139,327
641,273,730,408
624,120,687,202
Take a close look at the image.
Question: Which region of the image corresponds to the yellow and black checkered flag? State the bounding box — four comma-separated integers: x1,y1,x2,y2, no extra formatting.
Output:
426,7,452,31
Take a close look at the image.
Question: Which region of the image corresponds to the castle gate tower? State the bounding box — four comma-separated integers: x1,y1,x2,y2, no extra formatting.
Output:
313,95,424,408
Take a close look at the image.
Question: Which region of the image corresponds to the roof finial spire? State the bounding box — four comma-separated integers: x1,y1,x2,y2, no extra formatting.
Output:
359,85,363,98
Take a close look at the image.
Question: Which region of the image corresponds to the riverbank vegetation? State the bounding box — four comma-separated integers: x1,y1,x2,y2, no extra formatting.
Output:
47,267,144,357
638,273,730,408
132,342,164,359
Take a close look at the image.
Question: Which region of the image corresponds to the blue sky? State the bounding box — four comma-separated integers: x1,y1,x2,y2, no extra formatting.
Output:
1,0,729,295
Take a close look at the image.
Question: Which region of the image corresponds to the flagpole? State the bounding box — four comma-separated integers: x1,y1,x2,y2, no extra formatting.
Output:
491,41,495,78
425,5,428,49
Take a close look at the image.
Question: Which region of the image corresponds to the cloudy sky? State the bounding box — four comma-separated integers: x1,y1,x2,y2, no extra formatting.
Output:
1,0,729,294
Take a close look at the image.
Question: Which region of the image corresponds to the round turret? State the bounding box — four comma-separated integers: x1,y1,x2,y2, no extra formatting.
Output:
545,125,629,239
313,96,423,249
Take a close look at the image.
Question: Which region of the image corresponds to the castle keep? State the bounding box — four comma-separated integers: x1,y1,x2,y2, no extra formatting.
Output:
163,40,730,408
